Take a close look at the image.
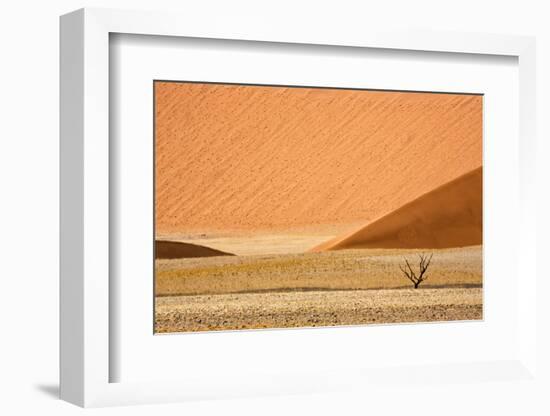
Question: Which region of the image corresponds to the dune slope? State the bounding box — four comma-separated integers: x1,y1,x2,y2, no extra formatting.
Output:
155,240,235,259
312,167,482,250
155,82,482,233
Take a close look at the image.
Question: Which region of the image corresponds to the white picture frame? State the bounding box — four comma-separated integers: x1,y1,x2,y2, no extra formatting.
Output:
60,7,538,408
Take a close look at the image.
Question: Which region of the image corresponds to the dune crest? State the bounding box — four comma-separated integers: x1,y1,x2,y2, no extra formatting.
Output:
311,167,482,251
155,240,235,259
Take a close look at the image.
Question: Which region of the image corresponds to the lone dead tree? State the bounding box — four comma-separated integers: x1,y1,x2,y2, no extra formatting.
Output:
399,253,433,289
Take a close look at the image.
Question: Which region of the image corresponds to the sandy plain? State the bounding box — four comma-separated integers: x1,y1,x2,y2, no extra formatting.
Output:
156,288,482,333
155,230,343,256
155,246,482,332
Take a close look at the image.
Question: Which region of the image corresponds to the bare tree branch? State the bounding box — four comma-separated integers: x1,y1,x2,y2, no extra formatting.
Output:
399,253,433,288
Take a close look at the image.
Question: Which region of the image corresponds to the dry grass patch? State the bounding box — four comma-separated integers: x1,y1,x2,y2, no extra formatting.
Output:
156,246,481,296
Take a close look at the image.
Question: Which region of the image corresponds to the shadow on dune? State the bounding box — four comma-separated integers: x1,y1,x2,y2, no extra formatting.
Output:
155,240,235,259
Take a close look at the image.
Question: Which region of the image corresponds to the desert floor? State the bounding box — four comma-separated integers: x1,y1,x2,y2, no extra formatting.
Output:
155,245,482,333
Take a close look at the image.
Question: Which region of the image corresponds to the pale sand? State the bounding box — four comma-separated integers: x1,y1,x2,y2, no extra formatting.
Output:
155,288,482,333
156,232,340,256
155,83,482,234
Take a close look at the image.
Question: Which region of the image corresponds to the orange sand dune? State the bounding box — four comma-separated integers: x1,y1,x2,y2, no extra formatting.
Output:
155,240,235,259
312,167,482,251
155,82,482,233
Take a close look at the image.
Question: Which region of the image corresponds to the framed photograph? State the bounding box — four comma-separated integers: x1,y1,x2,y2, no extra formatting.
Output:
60,8,538,408
153,80,484,334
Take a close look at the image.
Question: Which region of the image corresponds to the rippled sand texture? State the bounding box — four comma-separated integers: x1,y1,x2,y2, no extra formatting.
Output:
155,82,482,234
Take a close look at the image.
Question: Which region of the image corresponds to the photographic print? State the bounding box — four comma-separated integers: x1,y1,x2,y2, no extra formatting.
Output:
154,81,482,333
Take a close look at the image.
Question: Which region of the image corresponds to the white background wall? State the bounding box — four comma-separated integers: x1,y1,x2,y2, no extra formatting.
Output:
0,1,548,415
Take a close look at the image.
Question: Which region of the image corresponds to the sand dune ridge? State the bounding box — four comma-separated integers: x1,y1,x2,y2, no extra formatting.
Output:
312,167,482,250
